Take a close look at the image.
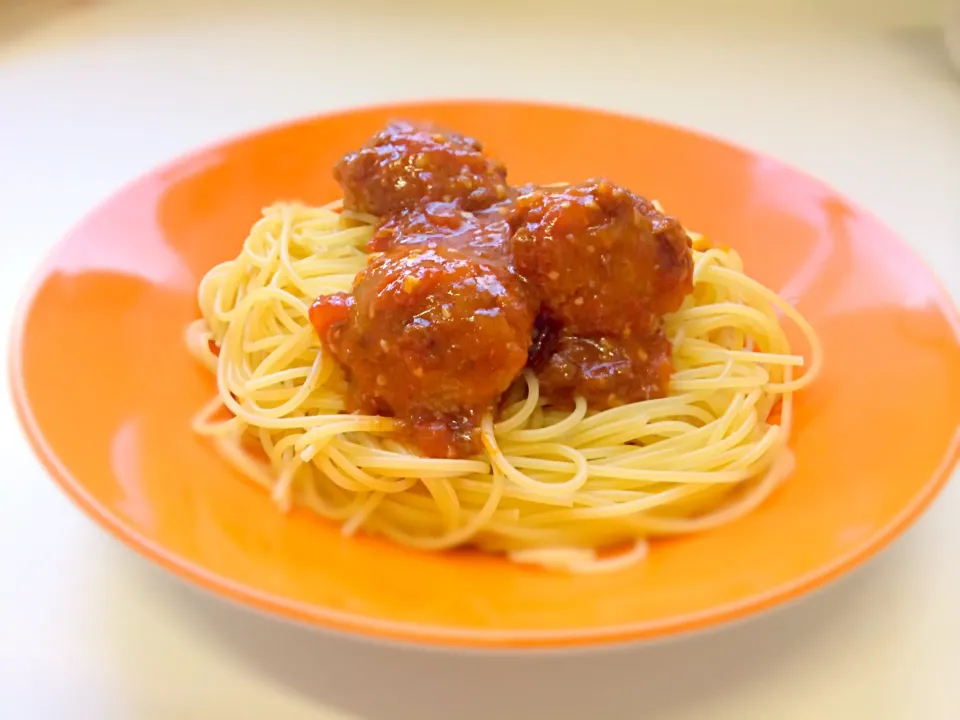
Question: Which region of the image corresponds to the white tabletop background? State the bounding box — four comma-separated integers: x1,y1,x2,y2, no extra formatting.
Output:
2,0,959,717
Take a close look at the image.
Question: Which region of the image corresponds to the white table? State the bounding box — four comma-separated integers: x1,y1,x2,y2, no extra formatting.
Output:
2,1,959,717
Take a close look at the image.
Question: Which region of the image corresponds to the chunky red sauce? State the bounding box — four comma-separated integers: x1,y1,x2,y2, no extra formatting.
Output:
534,330,674,408
312,122,695,458
369,200,514,264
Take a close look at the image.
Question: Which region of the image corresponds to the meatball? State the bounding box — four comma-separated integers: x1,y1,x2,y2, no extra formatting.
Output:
334,121,511,217
510,179,694,337
536,330,674,408
369,200,513,263
310,247,535,458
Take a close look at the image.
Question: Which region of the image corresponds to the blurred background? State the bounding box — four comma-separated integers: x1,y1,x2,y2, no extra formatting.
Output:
1,0,959,718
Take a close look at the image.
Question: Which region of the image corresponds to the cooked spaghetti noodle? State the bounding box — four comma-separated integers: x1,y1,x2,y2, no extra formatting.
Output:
186,199,820,572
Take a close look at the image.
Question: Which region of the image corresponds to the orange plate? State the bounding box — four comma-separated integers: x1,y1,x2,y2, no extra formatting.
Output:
11,101,960,649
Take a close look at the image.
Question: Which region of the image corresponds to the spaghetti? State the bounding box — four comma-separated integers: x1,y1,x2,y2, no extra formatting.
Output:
186,199,820,571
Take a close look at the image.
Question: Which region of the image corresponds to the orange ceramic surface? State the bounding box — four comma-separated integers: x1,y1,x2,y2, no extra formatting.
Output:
11,101,960,648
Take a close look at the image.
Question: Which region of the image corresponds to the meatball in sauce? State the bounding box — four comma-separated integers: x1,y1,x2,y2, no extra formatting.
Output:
334,121,511,218
310,247,535,458
510,179,693,338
